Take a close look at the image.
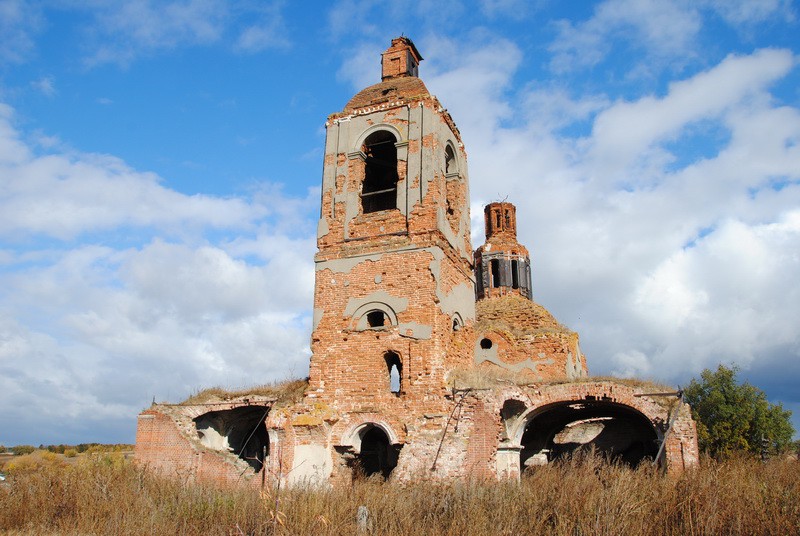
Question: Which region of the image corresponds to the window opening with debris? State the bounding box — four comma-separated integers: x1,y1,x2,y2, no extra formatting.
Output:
194,406,270,472
519,401,658,473
361,131,399,213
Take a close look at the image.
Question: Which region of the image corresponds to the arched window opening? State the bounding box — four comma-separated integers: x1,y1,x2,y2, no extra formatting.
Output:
511,259,519,289
354,426,401,480
490,259,500,288
367,310,386,328
445,144,456,174
520,402,659,474
361,131,399,213
384,351,402,394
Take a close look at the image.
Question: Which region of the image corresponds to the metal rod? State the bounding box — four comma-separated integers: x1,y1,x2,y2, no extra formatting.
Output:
431,390,470,471
653,390,685,467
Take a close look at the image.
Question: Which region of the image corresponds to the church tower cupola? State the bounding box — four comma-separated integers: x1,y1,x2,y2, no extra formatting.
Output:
474,202,532,300
381,36,422,80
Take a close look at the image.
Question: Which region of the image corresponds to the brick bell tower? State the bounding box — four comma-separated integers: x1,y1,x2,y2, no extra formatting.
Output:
307,37,475,409
474,202,533,300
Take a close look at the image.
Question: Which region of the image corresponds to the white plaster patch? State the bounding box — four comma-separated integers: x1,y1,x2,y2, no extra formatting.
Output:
288,444,332,486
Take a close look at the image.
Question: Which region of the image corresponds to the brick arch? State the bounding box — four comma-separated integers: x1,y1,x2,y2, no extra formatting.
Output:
506,383,667,447
339,420,401,453
353,123,404,153
349,301,399,330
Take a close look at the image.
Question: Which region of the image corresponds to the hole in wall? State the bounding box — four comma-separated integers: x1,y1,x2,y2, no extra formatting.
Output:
194,406,270,472
480,338,493,349
519,402,659,472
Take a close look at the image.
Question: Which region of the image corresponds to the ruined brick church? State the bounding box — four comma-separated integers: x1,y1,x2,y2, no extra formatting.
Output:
136,37,699,485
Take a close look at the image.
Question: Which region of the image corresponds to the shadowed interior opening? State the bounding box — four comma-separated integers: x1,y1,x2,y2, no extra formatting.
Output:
519,401,659,471
354,426,401,479
194,406,270,472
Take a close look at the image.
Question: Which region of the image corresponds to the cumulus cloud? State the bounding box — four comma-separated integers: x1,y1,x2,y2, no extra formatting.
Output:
0,103,315,445
0,0,42,64
32,1,292,66
588,48,795,181
549,0,702,72
0,107,273,240
82,0,229,65
700,0,796,25
421,35,800,410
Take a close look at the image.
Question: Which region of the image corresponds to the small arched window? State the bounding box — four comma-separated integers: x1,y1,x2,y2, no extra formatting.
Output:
384,351,402,395
367,310,386,328
445,144,456,174
361,131,399,213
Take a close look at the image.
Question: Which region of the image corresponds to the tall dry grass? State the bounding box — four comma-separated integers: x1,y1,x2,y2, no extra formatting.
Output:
1,452,799,535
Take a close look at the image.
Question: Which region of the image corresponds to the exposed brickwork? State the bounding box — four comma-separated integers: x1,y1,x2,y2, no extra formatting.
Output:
135,408,263,488
135,36,699,487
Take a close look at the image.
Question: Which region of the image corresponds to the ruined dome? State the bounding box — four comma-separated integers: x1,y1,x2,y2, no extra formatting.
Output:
475,293,571,337
344,77,431,112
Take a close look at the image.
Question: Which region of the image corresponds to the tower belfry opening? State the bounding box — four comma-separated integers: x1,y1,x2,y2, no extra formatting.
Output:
361,131,399,213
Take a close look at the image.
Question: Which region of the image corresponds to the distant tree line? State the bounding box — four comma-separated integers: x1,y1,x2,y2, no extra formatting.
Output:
0,444,133,456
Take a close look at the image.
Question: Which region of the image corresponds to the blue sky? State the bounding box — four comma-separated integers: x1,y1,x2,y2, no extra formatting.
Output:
0,0,799,446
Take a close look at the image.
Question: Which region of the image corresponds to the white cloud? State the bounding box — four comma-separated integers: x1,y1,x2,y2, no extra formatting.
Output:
0,108,270,240
47,1,291,66
31,76,56,97
0,102,316,444
0,0,42,64
549,0,702,72
234,1,290,52
425,36,800,401
630,212,800,376
84,0,229,65
589,48,795,179
700,0,796,25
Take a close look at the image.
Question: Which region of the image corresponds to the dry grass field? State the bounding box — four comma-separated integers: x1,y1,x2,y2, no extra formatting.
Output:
1,451,799,535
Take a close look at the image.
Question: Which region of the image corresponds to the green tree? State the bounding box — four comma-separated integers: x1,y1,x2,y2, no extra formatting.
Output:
684,365,794,458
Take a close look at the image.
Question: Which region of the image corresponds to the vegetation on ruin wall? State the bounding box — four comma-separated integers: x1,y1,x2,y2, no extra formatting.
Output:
2,454,799,535
180,378,308,406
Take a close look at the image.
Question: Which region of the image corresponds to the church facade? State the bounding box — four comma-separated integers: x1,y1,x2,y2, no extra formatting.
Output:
135,38,699,486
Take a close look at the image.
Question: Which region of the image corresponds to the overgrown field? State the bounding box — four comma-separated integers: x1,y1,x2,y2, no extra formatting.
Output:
1,452,799,535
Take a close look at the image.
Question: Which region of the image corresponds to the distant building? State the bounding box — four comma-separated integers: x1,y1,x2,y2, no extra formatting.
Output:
136,37,699,485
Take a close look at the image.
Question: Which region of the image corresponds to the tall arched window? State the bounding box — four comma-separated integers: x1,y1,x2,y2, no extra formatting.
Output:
384,351,402,395
361,131,399,213
445,144,456,174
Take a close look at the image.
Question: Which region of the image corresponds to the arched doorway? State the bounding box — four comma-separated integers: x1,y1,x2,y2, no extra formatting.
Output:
353,425,401,479
519,401,659,471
